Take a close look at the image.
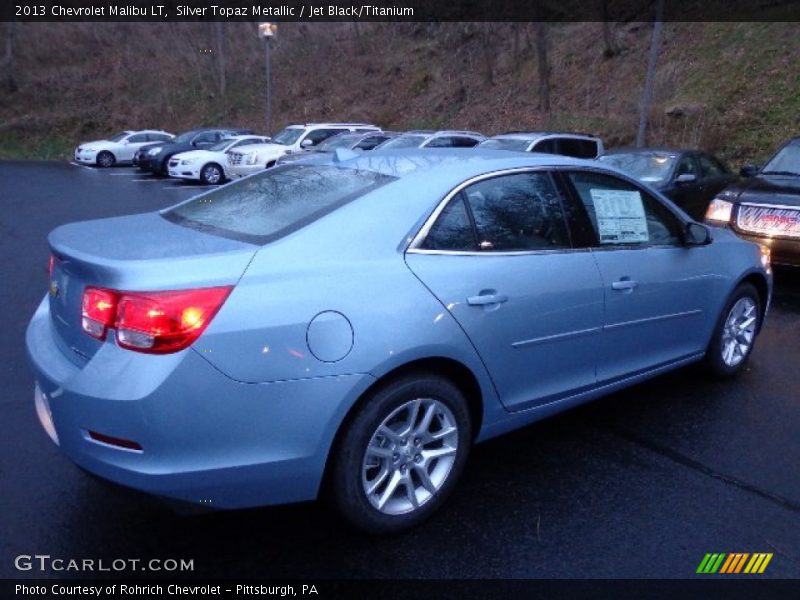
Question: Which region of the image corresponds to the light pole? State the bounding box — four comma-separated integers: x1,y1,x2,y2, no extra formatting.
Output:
258,23,277,134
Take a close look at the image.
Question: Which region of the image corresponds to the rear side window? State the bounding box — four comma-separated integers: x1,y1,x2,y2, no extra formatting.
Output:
421,197,477,251
531,139,557,154
163,165,395,244
558,138,600,159
465,173,570,251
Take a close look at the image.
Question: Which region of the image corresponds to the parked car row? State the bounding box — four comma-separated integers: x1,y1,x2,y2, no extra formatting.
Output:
73,125,800,265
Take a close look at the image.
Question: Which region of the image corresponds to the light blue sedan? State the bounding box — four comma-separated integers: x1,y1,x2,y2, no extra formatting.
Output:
27,149,771,533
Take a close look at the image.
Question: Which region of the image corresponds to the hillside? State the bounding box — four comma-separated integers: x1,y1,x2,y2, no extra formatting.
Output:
1,21,798,166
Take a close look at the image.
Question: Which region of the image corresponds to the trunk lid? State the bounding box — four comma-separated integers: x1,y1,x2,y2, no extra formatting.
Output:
47,212,257,362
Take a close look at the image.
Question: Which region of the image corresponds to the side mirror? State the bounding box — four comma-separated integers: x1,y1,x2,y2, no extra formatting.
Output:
675,173,697,185
300,139,314,148
684,222,711,246
740,164,759,178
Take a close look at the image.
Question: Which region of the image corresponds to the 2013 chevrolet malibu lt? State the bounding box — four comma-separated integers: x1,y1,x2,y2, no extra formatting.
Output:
27,150,771,533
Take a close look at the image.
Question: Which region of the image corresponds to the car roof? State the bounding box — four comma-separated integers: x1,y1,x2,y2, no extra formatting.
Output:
601,147,690,156
285,123,379,129
492,131,600,141
404,130,485,138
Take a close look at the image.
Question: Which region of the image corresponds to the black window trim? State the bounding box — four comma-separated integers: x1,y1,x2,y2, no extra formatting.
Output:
406,167,579,256
554,166,695,251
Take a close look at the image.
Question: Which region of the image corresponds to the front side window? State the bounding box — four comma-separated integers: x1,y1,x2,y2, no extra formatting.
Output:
566,171,682,247
149,133,172,142
355,135,389,150
272,128,304,146
163,165,395,244
478,138,531,152
531,139,557,154
127,133,148,143
192,132,219,145
378,135,428,150
698,154,727,178
675,155,698,177
424,136,456,148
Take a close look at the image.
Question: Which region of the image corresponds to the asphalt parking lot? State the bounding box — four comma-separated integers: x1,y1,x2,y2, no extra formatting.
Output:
1,160,799,579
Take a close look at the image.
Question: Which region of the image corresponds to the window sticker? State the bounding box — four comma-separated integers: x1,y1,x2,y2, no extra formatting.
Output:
590,188,649,244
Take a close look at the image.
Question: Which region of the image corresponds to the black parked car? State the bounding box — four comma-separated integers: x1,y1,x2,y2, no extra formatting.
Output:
138,127,255,176
599,148,737,219
705,137,800,267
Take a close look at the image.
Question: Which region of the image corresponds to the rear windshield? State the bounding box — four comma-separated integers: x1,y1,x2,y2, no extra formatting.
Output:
162,164,395,244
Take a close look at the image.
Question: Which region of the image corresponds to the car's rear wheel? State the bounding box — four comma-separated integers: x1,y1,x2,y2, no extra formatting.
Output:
96,151,115,168
705,283,760,378
329,373,472,534
200,163,224,185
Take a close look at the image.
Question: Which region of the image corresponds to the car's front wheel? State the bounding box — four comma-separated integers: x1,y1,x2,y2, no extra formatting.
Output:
329,373,472,534
200,163,224,185
96,151,115,168
705,283,761,378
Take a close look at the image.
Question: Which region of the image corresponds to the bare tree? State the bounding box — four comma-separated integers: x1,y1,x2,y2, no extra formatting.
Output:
601,0,619,58
1,22,18,93
636,0,665,147
214,21,226,96
533,23,550,112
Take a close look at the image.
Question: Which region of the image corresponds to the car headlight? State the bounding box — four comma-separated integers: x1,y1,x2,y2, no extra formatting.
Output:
705,198,734,224
245,153,259,165
180,158,197,165
147,147,162,156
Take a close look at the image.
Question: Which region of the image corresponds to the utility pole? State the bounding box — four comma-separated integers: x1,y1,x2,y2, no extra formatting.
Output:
258,23,277,134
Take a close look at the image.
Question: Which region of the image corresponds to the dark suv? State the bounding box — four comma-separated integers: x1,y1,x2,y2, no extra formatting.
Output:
136,128,255,176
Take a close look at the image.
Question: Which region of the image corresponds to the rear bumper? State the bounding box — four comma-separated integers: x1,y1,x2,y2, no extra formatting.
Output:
26,296,374,509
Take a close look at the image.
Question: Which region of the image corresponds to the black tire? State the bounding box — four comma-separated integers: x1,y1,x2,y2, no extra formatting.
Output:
96,151,115,168
329,373,472,534
705,283,761,379
200,163,225,185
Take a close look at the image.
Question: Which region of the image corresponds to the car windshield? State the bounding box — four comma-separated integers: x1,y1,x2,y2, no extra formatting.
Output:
162,165,396,243
378,135,428,150
762,141,800,176
599,153,677,184
209,139,236,151
172,131,199,144
316,134,361,151
108,132,129,142
478,138,531,152
271,128,304,146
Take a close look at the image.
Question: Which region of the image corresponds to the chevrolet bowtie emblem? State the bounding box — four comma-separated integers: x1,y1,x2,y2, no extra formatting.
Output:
49,280,60,298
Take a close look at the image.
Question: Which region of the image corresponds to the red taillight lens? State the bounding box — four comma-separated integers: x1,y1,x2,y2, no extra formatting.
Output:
81,287,119,340
80,286,232,353
48,255,55,277
114,286,232,353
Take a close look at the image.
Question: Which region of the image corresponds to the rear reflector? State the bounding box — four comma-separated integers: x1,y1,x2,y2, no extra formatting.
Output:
88,430,143,451
80,286,232,354
81,287,119,340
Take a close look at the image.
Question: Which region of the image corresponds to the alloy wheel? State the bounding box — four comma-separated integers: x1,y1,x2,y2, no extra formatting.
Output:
361,397,459,515
720,296,757,367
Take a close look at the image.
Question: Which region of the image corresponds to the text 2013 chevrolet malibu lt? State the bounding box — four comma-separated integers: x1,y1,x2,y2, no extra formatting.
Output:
27,150,771,533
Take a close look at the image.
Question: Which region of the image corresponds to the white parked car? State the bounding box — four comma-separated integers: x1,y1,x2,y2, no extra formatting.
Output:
227,123,380,178
477,132,604,159
74,130,174,167
167,135,270,185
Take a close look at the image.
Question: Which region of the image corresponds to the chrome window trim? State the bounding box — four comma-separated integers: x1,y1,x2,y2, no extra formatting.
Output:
406,166,566,255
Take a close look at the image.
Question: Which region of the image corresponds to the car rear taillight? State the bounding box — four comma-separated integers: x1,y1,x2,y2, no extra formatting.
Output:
81,287,119,340
80,286,232,353
48,255,55,277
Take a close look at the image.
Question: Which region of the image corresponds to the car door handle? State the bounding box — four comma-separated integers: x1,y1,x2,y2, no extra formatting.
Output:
467,293,508,306
611,279,638,291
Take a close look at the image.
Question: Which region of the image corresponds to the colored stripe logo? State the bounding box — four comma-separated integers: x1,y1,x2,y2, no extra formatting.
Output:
697,553,773,574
